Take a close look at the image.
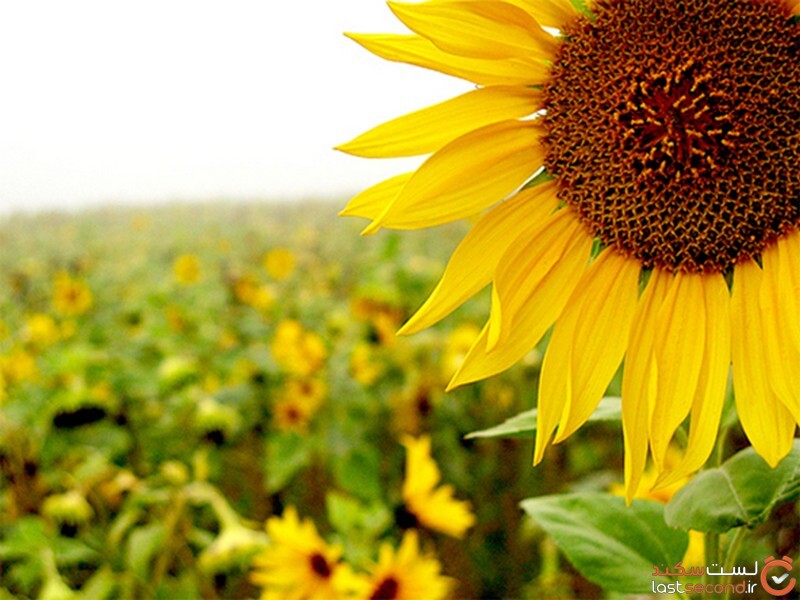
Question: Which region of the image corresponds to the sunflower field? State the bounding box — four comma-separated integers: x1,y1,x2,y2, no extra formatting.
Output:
1,201,800,600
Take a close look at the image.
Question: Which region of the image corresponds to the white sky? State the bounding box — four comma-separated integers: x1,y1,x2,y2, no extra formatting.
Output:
0,1,466,213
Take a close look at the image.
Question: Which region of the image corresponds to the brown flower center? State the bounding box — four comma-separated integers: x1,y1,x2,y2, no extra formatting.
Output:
543,0,800,273
309,552,332,578
370,576,401,600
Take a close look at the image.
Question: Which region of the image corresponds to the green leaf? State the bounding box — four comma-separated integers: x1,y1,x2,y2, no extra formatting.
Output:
79,566,118,600
125,523,166,579
326,491,391,537
521,493,687,594
466,396,621,440
333,447,382,502
665,441,800,533
264,432,312,494
327,492,364,534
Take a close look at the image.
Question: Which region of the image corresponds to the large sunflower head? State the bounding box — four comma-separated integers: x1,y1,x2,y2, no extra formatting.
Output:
340,0,800,500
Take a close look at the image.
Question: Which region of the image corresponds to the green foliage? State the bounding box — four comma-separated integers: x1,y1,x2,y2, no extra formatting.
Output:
0,203,559,598
521,493,688,594
1,202,796,599
264,432,312,494
665,441,800,533
466,396,621,439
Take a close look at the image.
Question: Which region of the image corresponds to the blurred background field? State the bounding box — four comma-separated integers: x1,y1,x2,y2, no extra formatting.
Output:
0,201,624,599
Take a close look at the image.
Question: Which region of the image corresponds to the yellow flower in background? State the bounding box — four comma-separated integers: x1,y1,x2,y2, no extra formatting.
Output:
271,320,327,377
350,295,403,346
442,323,480,381
23,313,60,348
390,379,439,436
233,274,259,304
52,272,93,317
1,348,39,385
358,531,453,600
370,311,400,347
174,254,202,285
272,378,327,433
400,435,475,539
341,0,800,500
263,248,297,281
350,343,384,386
251,507,358,600
250,285,276,312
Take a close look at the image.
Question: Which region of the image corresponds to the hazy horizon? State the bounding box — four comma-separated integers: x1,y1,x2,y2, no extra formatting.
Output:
0,0,464,214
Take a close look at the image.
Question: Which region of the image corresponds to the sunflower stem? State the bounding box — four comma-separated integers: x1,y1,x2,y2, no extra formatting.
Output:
714,424,730,468
722,527,747,600
703,532,720,587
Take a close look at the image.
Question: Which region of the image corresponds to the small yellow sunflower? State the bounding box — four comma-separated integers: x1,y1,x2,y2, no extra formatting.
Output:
340,0,800,500
399,435,475,538
23,313,60,348
52,272,93,317
173,254,202,285
271,320,327,377
251,506,359,600
263,248,297,281
358,530,454,600
0,348,39,385
272,378,327,432
350,342,385,386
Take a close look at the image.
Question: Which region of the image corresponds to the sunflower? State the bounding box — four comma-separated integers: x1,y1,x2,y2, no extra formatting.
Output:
358,531,454,600
173,253,202,285
339,0,800,500
52,272,93,317
271,320,327,377
251,506,359,600
272,378,327,432
263,247,297,281
399,435,475,538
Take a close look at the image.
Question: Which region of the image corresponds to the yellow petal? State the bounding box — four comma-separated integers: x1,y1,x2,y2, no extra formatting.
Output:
620,268,672,504
504,0,578,28
731,259,796,467
388,0,556,60
336,85,541,158
487,208,587,350
654,273,730,489
339,172,413,220
345,33,549,86
401,435,439,499
649,273,707,469
399,182,559,335
363,120,543,233
552,252,641,443
773,230,800,348
448,216,593,389
535,250,641,462
760,237,800,424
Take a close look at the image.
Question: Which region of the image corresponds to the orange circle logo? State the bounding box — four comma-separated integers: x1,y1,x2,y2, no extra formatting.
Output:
762,556,796,596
